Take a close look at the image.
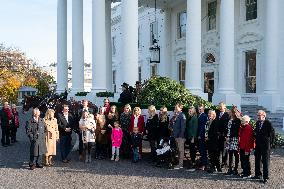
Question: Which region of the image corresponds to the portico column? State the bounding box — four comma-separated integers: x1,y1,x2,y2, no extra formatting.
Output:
160,8,172,77
91,0,107,93
71,0,84,93
105,0,113,91
56,0,68,93
121,0,139,86
259,0,280,112
185,0,207,100
212,0,241,107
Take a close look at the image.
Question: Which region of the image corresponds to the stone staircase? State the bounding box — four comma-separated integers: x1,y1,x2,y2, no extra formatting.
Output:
241,105,284,137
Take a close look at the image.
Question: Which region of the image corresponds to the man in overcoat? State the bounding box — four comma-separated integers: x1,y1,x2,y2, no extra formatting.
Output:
26,108,47,170
253,110,275,183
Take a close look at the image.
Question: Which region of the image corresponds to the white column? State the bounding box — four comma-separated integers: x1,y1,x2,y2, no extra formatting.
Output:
278,1,284,111
56,0,68,93
259,0,280,112
121,0,139,86
160,9,172,77
71,0,84,94
91,0,107,93
105,0,113,91
212,0,241,107
185,0,207,100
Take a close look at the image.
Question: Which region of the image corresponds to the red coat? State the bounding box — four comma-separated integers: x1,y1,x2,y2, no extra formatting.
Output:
239,123,254,153
129,115,145,134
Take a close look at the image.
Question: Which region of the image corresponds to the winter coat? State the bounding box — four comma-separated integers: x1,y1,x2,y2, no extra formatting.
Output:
26,117,47,156
129,115,145,134
11,109,20,128
120,112,132,132
186,115,198,139
131,133,142,148
146,114,159,140
239,123,254,153
207,119,219,151
95,122,108,145
171,112,186,139
44,118,59,156
111,127,123,147
197,112,208,139
255,120,275,150
158,116,170,139
0,107,12,128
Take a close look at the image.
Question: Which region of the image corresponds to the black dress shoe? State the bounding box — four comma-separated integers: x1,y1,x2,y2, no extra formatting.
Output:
36,164,43,168
252,175,261,179
30,164,36,170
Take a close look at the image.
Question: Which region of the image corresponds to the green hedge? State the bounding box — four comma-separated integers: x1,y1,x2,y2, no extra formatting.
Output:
75,92,89,96
96,91,114,97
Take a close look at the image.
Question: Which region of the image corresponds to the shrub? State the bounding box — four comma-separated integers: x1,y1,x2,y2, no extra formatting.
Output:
96,91,114,97
138,76,216,109
75,92,89,96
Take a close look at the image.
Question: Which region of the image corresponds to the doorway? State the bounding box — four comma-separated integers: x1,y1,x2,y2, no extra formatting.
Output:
204,72,214,102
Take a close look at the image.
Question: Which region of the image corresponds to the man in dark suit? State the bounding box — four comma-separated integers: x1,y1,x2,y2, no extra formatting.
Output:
216,102,230,167
197,104,208,170
252,110,275,183
57,104,74,163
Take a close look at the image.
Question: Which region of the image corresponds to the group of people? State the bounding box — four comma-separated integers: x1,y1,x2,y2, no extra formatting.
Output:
0,102,20,147
170,102,275,184
0,98,275,184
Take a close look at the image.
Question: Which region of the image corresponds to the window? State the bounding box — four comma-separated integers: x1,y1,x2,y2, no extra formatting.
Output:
205,53,215,63
112,36,116,55
245,51,256,93
178,61,186,86
177,11,187,39
138,66,142,82
208,1,217,31
150,21,158,45
246,0,257,21
150,64,157,77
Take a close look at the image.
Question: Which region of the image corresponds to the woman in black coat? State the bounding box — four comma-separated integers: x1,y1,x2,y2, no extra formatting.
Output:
206,110,221,173
158,106,170,140
146,105,159,160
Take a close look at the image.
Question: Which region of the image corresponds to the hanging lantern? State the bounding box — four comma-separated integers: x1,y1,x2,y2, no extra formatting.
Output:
149,39,160,63
149,0,160,64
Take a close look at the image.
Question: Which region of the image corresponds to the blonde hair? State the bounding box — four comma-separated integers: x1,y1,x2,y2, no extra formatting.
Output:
208,110,216,119
241,115,251,124
98,114,106,126
44,109,55,120
219,102,226,109
12,104,16,108
257,110,266,118
124,104,132,112
148,105,156,118
133,107,141,116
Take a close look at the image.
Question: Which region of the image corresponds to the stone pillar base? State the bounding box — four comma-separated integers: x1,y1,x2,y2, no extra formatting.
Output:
191,91,208,101
258,93,280,113
212,93,241,110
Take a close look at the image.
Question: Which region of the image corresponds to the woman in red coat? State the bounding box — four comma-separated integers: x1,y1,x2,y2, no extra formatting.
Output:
239,115,254,178
129,107,145,157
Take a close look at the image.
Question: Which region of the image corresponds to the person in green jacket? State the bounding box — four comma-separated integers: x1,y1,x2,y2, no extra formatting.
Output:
186,106,198,170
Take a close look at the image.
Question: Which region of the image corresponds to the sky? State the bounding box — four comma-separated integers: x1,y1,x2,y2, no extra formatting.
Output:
0,0,107,67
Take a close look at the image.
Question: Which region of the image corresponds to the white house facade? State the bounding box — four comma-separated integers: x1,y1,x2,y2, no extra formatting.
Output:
56,0,284,113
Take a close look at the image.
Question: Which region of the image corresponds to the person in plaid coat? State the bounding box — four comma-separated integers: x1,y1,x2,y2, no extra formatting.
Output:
225,107,241,175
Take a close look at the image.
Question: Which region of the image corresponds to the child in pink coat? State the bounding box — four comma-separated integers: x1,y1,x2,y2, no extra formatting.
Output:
109,121,123,161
